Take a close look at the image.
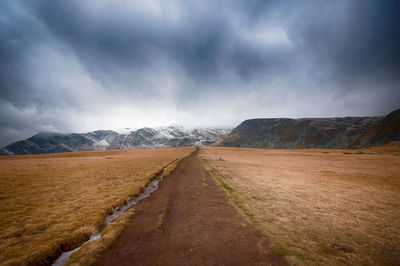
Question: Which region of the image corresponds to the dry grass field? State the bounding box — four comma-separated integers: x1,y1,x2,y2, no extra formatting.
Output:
0,147,193,265
200,147,400,265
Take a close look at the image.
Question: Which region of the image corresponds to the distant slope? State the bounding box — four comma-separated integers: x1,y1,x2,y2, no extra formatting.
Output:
354,109,400,148
4,109,399,154
2,126,230,155
218,109,400,149
2,132,95,155
0,148,9,156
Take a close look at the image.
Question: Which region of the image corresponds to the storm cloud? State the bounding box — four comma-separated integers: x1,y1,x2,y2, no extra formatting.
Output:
1,0,399,146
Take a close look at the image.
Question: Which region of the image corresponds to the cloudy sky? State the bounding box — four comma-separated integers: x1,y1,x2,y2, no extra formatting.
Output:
0,0,399,146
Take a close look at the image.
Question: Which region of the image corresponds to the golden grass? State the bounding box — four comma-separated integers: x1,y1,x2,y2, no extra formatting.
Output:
200,147,400,265
0,147,193,265
67,208,135,266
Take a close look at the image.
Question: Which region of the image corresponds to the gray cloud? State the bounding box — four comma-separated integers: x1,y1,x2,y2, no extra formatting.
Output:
1,0,399,146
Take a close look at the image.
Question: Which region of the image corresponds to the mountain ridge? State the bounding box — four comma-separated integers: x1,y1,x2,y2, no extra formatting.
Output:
3,109,399,155
1,126,230,155
218,109,400,149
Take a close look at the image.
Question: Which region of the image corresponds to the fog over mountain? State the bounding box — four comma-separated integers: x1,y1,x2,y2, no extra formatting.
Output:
1,0,399,146
2,126,229,155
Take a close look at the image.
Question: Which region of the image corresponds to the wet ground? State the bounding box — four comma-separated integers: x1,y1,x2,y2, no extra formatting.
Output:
53,165,170,266
98,150,286,265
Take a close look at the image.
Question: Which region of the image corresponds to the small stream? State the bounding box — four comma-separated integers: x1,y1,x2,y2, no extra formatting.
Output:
52,172,165,266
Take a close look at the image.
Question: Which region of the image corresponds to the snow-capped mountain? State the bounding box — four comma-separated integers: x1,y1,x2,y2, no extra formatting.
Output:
1,126,231,155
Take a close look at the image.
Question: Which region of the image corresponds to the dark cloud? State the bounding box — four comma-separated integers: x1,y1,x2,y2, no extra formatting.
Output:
0,0,399,146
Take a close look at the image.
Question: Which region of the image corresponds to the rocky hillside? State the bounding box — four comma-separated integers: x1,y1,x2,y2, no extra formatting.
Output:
3,109,398,155
1,126,230,155
218,109,400,149
353,109,400,148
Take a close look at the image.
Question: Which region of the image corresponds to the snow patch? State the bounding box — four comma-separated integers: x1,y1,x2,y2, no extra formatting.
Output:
94,140,109,147
113,127,137,134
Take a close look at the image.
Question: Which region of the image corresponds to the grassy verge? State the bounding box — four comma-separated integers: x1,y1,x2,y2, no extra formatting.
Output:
67,209,135,266
207,166,303,263
210,170,235,194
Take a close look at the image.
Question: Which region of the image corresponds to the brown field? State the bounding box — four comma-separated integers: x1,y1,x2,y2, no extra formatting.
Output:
200,147,400,265
0,147,193,265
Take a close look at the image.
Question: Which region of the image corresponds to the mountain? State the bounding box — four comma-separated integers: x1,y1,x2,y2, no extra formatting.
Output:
218,109,400,149
3,109,399,155
2,126,230,155
353,109,400,148
0,148,9,156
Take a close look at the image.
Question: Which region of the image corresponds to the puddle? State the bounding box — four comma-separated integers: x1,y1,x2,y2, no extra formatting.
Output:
52,166,168,266
104,178,161,225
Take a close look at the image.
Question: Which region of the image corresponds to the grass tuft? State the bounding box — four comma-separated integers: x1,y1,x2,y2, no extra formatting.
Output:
158,199,170,229
66,209,135,266
275,245,292,256
210,171,235,194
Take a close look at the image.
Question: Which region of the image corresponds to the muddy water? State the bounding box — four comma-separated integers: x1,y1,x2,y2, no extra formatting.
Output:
52,233,101,266
52,175,164,266
104,178,161,225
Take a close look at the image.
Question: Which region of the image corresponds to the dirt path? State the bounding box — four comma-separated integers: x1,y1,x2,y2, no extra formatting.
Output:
98,150,286,265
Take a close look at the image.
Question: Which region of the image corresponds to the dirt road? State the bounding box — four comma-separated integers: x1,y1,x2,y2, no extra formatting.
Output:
98,150,286,265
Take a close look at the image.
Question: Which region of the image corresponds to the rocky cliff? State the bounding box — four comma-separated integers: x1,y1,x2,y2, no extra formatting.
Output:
218,109,400,149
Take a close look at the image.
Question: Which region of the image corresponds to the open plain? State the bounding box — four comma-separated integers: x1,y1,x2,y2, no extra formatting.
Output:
1,145,399,265
200,147,400,265
0,147,193,265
